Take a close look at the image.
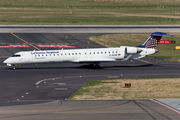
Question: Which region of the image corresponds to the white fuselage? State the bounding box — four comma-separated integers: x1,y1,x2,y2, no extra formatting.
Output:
3,46,156,66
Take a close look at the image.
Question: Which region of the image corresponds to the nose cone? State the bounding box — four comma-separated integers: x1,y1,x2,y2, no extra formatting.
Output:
3,58,12,66
3,59,7,63
3,58,10,64
155,49,159,53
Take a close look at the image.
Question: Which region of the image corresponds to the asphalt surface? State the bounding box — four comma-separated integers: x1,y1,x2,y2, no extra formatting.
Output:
0,32,180,119
0,100,179,120
1,25,180,33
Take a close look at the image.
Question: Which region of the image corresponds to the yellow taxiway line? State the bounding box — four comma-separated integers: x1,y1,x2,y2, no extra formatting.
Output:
9,31,41,51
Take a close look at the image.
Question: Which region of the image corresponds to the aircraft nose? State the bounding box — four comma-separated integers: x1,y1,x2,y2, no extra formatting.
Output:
3,59,7,63
3,58,9,63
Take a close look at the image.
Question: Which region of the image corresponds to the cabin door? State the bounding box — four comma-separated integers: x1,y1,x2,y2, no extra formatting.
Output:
24,52,30,62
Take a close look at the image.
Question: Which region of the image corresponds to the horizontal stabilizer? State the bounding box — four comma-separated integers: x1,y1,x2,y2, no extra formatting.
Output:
152,32,175,37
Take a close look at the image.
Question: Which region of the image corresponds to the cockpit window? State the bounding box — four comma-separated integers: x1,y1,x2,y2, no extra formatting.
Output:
12,54,21,57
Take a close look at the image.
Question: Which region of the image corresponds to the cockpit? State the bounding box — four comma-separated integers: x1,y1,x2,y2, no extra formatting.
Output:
11,54,21,57
3,52,25,69
3,54,22,65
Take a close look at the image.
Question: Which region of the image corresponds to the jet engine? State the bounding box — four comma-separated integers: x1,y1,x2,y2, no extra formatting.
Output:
126,47,142,54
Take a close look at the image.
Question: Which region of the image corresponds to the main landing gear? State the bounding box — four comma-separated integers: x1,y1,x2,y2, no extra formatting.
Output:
89,63,100,69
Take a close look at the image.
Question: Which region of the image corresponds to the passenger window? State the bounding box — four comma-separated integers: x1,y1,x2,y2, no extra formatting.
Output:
90,52,91,54
57,54,59,56
46,54,48,56
42,54,44,56
79,53,81,55
109,51,110,54
75,53,77,55
38,55,40,57
72,53,74,55
105,52,106,54
101,52,103,54
116,51,117,53
93,52,95,54
35,55,37,57
69,53,70,55
61,53,63,56
112,51,114,53
85,53,86,55
97,52,99,54
65,53,66,55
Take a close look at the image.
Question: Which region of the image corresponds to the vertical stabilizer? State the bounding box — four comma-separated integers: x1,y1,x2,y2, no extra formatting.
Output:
137,32,175,49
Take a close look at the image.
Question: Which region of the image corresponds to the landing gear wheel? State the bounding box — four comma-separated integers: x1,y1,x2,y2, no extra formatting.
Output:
95,64,100,69
89,64,94,68
12,65,16,70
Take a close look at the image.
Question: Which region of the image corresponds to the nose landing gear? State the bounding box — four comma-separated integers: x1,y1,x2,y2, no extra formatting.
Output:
12,65,16,70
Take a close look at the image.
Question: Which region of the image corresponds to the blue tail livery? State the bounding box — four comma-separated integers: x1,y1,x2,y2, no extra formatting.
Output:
137,32,175,49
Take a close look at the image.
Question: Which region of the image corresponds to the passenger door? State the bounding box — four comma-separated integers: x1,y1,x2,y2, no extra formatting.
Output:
24,52,30,62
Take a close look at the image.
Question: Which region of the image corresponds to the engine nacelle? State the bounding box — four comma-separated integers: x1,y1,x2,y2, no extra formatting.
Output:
126,47,142,54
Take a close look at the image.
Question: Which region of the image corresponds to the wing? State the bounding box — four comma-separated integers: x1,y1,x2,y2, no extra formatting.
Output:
71,58,117,63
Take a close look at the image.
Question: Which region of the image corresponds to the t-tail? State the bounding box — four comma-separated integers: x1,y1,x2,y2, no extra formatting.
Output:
137,32,175,49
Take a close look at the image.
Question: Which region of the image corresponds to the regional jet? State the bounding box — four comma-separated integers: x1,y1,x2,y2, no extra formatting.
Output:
3,32,174,69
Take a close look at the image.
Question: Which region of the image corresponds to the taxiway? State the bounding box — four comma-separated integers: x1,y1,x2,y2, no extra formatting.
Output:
0,29,180,119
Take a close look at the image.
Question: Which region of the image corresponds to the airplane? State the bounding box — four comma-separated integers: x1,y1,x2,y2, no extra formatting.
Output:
3,32,175,69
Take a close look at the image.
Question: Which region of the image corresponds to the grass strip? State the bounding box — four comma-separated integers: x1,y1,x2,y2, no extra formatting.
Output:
69,78,180,100
1,0,180,25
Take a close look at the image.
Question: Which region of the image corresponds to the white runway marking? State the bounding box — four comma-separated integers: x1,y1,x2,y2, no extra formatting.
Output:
55,88,68,90
35,75,107,85
53,83,66,85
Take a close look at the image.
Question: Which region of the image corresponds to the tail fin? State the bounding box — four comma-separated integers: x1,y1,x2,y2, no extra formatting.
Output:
137,32,175,49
